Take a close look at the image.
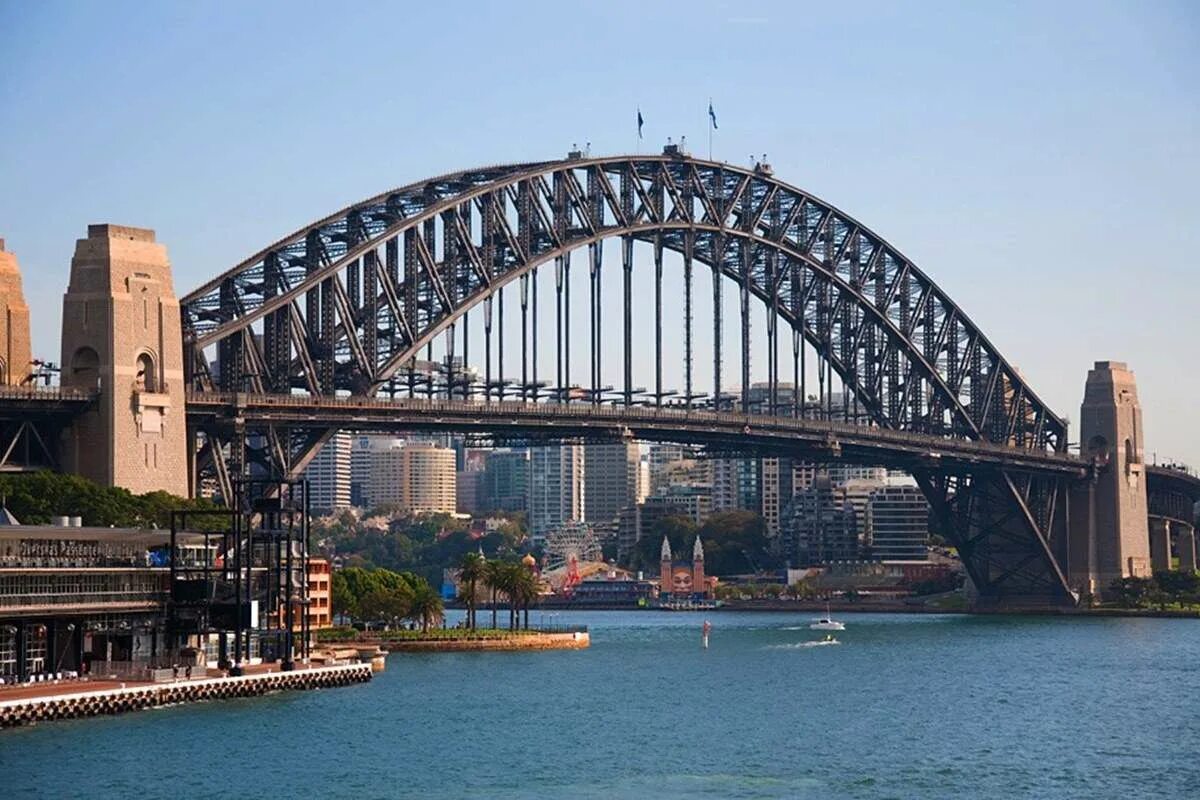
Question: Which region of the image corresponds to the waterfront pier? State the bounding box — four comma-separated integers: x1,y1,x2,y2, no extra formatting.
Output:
0,662,371,729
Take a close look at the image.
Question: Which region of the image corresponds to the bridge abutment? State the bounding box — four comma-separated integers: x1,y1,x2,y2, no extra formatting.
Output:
1149,518,1171,573
1068,361,1151,597
60,225,189,497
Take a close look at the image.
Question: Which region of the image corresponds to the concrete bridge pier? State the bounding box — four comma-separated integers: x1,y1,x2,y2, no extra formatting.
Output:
1177,524,1197,573
60,225,189,497
1068,361,1152,597
1149,518,1172,574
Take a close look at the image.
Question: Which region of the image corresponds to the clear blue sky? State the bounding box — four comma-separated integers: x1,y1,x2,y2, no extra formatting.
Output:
2,1,1197,463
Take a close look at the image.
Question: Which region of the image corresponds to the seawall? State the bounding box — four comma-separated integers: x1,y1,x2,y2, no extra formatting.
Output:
378,631,589,652
0,663,372,729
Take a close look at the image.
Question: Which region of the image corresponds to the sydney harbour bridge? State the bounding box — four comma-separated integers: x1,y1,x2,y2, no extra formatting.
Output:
1,146,1196,608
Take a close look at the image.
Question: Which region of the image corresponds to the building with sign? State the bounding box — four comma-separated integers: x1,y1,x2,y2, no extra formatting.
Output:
0,518,201,682
658,536,714,601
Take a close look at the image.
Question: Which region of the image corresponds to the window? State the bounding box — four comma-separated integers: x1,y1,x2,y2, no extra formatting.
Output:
135,352,156,392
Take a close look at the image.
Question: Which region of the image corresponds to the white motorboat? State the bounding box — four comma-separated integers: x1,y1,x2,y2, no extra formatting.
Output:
809,605,845,631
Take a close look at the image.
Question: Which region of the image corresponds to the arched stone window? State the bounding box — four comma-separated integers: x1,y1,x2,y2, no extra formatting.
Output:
135,352,157,392
1124,438,1136,466
70,347,100,390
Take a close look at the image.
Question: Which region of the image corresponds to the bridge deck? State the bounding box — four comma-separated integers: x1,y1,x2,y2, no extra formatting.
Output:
186,392,1087,477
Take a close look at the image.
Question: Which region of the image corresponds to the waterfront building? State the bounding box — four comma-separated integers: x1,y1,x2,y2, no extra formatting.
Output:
780,475,860,566
528,445,584,546
306,557,333,630
570,568,656,605
867,485,931,561
583,442,640,527
0,508,308,681
303,431,352,513
481,448,529,512
0,520,174,680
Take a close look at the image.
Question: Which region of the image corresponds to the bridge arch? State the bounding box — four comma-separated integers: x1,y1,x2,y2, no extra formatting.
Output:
182,152,1076,603
182,153,1065,454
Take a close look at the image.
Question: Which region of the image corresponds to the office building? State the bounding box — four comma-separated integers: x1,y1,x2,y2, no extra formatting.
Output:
481,448,529,512
583,442,640,527
528,445,584,546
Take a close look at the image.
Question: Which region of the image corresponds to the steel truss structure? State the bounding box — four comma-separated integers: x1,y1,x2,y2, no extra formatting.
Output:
181,150,1079,603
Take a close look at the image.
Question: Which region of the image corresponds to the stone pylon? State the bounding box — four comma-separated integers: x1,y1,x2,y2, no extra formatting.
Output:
1068,361,1151,597
0,239,32,386
60,225,189,497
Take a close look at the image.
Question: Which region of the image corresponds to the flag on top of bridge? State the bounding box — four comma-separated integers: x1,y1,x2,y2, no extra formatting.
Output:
708,100,718,130
637,108,644,139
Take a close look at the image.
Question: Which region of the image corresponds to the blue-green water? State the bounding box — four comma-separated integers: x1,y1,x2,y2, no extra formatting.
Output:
3,611,1199,799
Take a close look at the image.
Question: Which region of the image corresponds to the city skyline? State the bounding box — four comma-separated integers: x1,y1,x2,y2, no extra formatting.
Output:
2,1,1198,464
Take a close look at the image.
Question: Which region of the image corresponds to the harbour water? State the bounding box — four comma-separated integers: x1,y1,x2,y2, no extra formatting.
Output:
3,610,1198,799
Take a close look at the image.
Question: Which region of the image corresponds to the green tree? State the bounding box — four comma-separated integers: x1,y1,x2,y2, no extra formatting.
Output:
509,564,540,629
407,577,444,632
358,586,412,628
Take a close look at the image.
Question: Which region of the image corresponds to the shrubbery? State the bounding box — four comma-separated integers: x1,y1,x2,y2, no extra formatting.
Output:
1107,572,1200,609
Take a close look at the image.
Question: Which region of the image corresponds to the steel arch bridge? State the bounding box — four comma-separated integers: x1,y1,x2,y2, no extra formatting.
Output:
180,149,1084,604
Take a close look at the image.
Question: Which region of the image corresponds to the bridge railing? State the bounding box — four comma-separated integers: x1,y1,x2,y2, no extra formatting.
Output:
0,386,96,402
187,391,1082,466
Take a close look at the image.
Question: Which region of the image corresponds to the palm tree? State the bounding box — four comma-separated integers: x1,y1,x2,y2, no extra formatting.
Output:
511,567,540,630
484,559,509,630
458,552,485,630
407,578,444,633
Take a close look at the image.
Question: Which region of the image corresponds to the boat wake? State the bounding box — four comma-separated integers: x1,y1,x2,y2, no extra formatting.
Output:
767,639,841,649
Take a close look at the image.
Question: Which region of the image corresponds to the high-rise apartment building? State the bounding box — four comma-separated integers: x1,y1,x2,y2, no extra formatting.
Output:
303,431,352,513
361,440,456,513
780,475,859,566
528,445,584,546
867,485,930,561
351,434,403,507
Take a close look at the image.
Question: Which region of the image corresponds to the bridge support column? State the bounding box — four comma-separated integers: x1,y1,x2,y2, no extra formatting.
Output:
1068,361,1151,597
60,225,189,497
1178,524,1197,573
1149,518,1171,574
